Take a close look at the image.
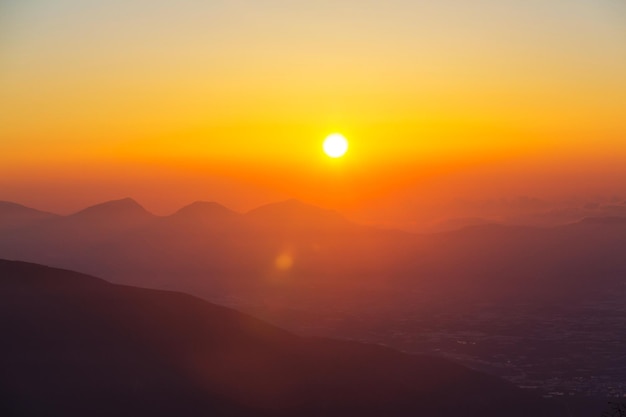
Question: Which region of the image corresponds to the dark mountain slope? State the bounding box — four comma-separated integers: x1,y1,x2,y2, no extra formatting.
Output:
0,260,564,417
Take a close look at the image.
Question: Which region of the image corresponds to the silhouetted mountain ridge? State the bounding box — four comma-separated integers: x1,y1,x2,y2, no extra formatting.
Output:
70,197,153,220
169,201,241,225
0,198,359,232
0,201,58,230
246,199,352,231
0,201,54,215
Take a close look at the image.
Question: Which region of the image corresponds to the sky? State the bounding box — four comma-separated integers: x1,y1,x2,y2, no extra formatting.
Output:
1,0,625,221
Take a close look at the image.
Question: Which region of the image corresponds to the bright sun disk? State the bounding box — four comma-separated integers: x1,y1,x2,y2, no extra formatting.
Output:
323,134,349,158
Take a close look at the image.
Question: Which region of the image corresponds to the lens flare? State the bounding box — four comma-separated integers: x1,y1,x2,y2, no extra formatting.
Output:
275,252,294,271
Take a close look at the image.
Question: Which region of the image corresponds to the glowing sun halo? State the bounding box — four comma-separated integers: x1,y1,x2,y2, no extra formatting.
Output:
323,134,349,158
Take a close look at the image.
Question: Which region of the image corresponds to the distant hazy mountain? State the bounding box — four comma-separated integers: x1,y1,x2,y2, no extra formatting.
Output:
577,216,626,225
67,197,155,227
423,216,499,233
383,197,626,232
0,259,564,417
169,201,241,226
246,199,354,233
0,201,58,231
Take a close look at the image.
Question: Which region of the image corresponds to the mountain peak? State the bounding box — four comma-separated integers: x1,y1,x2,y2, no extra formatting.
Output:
174,201,235,215
170,201,240,223
71,198,153,219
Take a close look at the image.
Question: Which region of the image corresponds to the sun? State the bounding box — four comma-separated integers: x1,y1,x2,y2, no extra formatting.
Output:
323,133,349,158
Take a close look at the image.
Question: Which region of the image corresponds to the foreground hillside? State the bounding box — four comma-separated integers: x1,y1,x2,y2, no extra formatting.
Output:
0,260,565,417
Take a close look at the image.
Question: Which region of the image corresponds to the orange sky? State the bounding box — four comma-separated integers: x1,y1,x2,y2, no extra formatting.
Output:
1,0,625,219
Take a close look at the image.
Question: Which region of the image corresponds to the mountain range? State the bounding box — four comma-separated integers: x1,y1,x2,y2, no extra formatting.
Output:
1,197,625,306
1,197,625,403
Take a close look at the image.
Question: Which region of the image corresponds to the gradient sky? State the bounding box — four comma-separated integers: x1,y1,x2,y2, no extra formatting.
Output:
1,0,625,218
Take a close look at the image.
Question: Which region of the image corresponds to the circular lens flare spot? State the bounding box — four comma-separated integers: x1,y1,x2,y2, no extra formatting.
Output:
275,253,294,271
